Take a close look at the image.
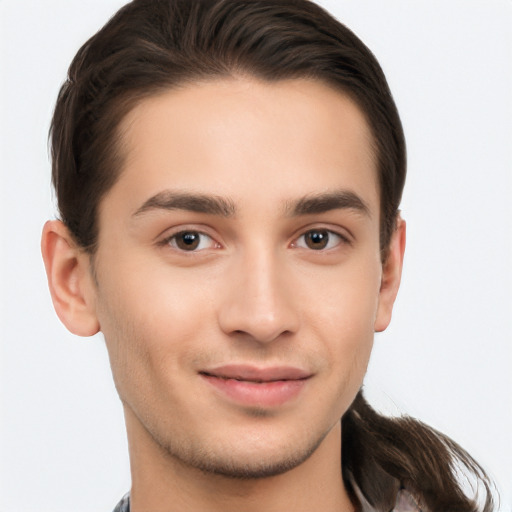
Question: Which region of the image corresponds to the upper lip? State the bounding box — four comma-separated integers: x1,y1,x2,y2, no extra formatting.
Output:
200,365,312,382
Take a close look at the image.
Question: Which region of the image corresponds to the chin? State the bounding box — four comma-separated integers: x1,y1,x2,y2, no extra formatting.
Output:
186,442,324,480
157,423,331,480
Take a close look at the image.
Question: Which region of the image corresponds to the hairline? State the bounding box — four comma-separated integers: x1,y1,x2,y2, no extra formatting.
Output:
84,73,388,257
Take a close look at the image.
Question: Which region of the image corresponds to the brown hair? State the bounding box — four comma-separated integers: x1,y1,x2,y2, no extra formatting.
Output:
51,0,405,254
50,0,496,509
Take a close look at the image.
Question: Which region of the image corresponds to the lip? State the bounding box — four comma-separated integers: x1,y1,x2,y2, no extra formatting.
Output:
200,365,312,407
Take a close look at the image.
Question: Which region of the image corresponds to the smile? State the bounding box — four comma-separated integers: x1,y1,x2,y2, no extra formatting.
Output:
199,365,312,407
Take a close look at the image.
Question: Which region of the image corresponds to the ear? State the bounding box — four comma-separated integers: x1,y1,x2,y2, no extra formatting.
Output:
374,216,406,333
41,220,100,337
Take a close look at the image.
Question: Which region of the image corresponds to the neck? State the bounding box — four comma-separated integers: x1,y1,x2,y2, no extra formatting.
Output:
125,410,355,512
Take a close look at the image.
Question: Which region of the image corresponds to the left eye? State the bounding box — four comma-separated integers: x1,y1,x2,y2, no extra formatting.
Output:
294,229,344,251
166,231,217,252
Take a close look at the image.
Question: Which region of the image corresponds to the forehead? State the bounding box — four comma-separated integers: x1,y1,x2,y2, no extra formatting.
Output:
107,77,379,217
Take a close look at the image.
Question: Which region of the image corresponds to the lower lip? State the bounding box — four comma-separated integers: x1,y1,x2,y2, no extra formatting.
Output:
201,375,309,407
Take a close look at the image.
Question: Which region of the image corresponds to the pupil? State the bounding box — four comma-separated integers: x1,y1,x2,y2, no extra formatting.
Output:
182,233,197,245
306,230,328,250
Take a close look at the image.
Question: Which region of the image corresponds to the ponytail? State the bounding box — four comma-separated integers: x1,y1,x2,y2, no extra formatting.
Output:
342,390,496,511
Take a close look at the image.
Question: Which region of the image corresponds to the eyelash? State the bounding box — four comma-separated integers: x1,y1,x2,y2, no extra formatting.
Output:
292,229,351,251
159,227,351,254
160,230,219,252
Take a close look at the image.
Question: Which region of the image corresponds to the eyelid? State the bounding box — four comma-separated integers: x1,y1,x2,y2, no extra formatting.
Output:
291,226,352,250
157,226,222,251
292,224,354,245
155,223,352,252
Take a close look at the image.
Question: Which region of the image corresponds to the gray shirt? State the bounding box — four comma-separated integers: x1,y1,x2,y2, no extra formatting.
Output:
112,487,423,511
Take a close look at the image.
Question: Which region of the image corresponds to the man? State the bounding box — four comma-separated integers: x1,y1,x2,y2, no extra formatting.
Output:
41,1,495,511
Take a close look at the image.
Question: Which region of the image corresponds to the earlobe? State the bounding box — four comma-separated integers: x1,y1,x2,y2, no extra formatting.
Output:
374,217,406,333
41,220,100,337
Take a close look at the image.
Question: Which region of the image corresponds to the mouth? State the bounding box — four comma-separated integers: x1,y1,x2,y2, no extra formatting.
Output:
199,365,313,407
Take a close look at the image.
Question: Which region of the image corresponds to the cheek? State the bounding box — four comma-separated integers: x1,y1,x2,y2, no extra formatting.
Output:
299,256,381,374
94,262,211,397
299,254,382,332
99,250,212,332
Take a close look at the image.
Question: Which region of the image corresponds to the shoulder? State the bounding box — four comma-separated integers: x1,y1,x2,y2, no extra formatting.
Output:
357,487,424,512
110,489,423,512
393,489,423,512
112,493,130,512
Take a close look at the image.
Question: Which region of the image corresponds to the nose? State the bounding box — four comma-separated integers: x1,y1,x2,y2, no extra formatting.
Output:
217,249,300,344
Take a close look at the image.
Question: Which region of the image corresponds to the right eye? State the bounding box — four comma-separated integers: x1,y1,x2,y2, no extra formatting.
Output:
164,231,219,252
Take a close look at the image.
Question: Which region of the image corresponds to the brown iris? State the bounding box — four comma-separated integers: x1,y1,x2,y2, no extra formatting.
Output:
304,230,330,250
175,231,201,251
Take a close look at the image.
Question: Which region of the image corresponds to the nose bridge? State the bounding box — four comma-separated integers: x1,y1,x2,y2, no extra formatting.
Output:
218,242,299,343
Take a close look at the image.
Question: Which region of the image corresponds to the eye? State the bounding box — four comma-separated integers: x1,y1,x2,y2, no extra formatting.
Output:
165,231,219,252
293,229,346,251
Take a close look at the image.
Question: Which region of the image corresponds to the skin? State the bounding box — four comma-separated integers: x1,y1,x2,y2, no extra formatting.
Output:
42,78,405,512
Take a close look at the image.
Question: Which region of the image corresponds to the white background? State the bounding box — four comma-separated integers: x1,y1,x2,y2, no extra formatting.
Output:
1,1,511,511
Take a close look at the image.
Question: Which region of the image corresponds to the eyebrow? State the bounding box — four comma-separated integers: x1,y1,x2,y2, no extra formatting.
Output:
287,190,371,217
133,191,236,217
132,189,370,219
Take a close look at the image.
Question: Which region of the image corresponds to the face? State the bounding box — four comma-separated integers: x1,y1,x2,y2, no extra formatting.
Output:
90,78,391,478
